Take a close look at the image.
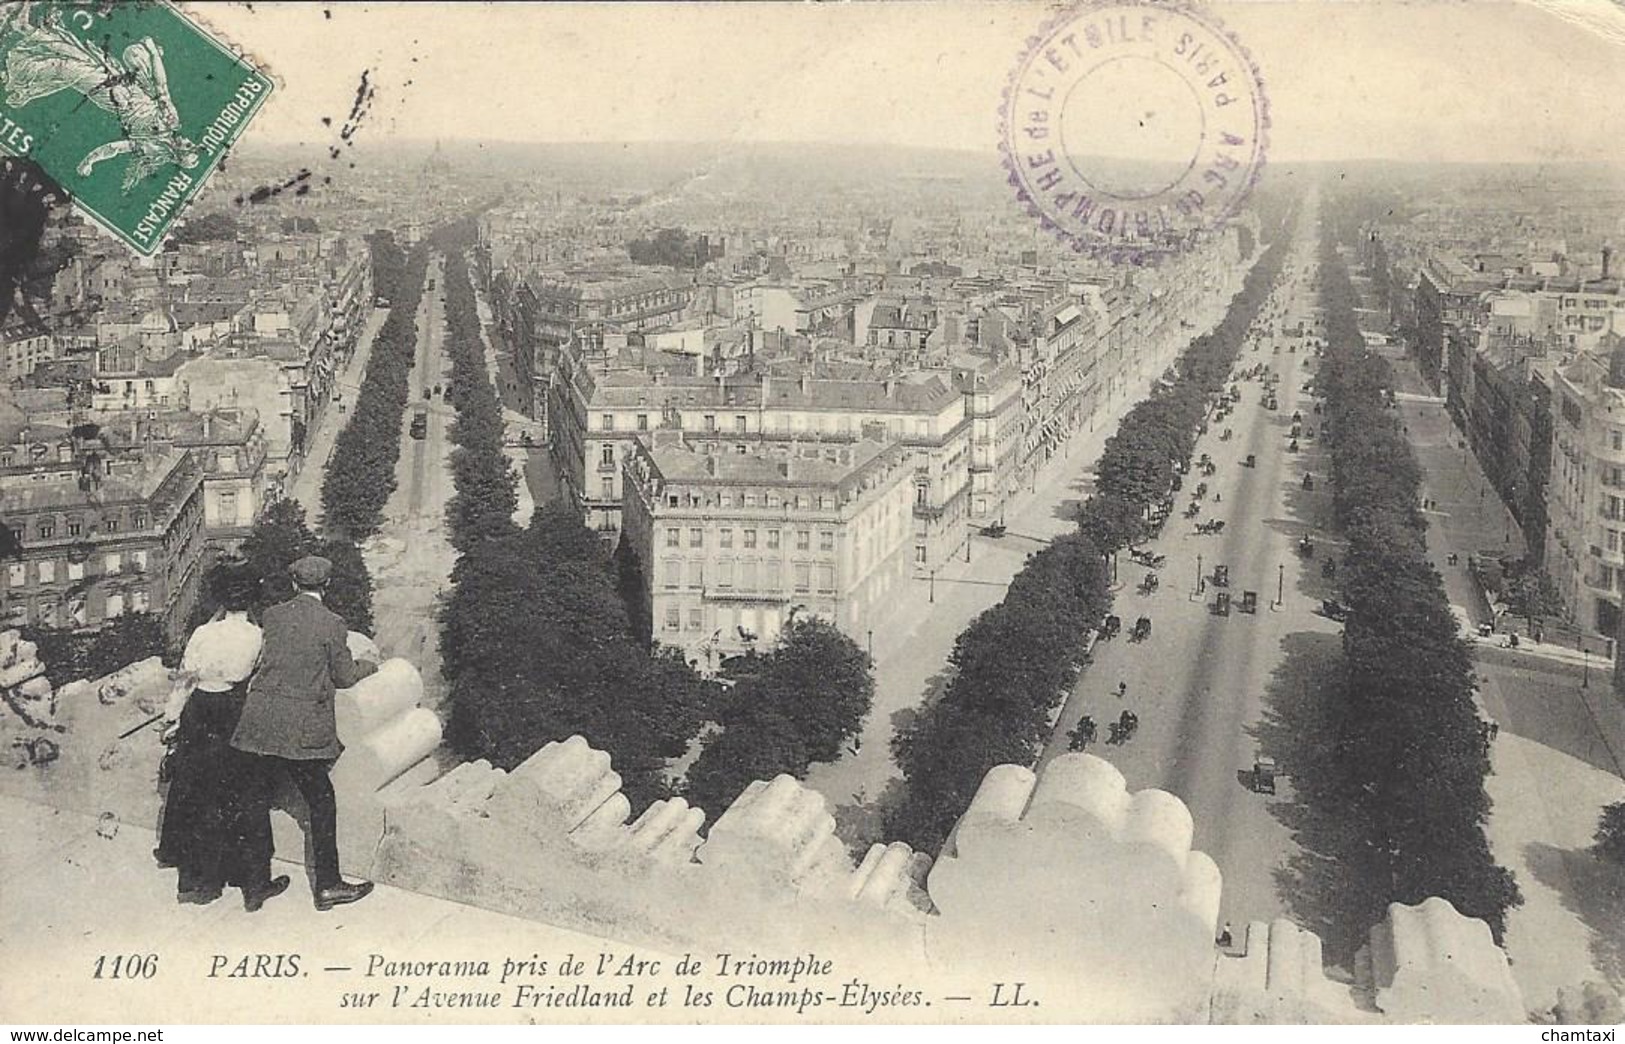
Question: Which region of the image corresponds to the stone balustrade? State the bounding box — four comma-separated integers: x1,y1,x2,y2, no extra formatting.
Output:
0,627,1531,1023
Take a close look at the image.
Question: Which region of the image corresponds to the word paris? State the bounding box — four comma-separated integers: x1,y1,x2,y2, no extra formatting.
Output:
0,1,272,254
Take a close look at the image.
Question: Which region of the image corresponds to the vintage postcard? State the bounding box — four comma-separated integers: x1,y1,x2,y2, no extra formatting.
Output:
2,0,1624,1031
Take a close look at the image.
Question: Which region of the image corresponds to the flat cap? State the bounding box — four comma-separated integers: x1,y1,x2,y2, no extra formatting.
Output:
289,554,333,586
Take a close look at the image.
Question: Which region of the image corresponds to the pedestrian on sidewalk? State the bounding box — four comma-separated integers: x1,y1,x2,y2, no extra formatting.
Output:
1118,681,1128,699
231,556,380,912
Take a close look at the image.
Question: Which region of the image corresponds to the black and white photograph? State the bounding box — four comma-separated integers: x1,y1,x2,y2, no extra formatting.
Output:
2,0,1624,1030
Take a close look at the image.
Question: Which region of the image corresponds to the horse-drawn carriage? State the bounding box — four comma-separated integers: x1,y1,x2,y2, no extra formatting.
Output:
1131,616,1152,641
981,522,1007,538
1129,548,1165,569
1100,614,1122,640
1139,571,1159,595
1195,519,1226,536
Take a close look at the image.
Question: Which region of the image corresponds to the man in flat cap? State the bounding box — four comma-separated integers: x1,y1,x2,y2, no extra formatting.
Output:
232,555,379,910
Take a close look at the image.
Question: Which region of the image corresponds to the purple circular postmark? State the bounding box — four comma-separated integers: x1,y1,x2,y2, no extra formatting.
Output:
999,0,1269,265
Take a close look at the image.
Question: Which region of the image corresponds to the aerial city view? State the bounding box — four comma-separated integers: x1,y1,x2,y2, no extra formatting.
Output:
1,0,1623,1029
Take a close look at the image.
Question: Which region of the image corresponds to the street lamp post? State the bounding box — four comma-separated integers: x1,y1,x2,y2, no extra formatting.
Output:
930,569,936,604
867,629,873,658
1195,552,1204,596
1277,563,1285,608
1583,646,1590,689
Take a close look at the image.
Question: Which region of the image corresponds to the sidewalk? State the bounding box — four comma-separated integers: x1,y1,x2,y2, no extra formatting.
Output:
287,307,390,525
1384,343,1625,1008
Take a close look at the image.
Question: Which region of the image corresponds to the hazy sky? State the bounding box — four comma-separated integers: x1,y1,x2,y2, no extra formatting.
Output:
197,0,1625,164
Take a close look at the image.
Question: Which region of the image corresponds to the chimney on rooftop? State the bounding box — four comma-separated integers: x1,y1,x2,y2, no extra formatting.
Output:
799,372,810,396
1604,245,1614,281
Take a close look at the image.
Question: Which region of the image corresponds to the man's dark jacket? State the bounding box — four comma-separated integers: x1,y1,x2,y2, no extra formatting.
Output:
231,593,375,760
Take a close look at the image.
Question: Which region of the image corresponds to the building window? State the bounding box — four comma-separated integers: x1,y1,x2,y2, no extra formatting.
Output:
6,562,23,588
601,478,614,500
132,512,146,529
39,601,57,627
666,527,681,548
37,521,54,539
745,494,758,508
717,561,734,589
37,560,55,584
720,528,733,549
797,530,811,551
131,551,147,572
741,560,758,590
67,561,84,582
687,607,703,631
817,565,835,592
734,415,747,433
103,517,119,533
820,531,835,552
637,414,649,431
743,529,757,549
662,559,680,589
915,545,927,564
767,529,781,550
664,605,680,631
219,491,239,526
704,415,716,432
689,562,704,588
65,519,81,536
105,553,122,575
601,413,614,431
690,527,704,548
794,563,811,593
601,445,615,467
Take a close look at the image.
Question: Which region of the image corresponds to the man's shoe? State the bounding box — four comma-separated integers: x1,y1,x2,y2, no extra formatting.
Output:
314,879,374,911
243,875,291,913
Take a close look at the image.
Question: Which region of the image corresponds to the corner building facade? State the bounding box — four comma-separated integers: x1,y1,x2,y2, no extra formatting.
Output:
620,432,915,666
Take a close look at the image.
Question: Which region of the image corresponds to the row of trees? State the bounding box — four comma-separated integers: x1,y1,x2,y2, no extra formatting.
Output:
885,223,1295,855
886,534,1113,850
365,229,408,306
1317,220,1522,941
319,243,431,538
440,503,710,813
436,249,519,551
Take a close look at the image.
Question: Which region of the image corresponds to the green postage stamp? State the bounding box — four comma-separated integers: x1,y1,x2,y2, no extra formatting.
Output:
0,1,272,255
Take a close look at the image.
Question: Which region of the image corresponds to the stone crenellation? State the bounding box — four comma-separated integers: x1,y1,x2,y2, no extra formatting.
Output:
0,627,1529,1023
